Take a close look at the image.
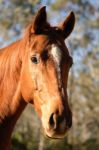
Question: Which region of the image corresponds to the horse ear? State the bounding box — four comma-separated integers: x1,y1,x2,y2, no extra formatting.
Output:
59,11,75,39
32,6,48,33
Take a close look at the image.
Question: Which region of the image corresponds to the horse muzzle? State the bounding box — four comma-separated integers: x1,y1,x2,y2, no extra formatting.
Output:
42,110,72,139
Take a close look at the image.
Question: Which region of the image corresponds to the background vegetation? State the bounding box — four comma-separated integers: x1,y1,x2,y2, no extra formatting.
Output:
0,0,99,150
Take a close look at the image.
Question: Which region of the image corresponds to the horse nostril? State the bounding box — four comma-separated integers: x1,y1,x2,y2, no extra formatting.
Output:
49,113,58,129
49,112,64,130
67,118,72,128
57,115,64,124
49,113,54,126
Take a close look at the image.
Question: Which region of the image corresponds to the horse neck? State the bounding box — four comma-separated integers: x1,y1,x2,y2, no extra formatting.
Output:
0,40,27,149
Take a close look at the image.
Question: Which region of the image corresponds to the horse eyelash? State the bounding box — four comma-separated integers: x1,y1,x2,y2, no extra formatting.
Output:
31,55,39,64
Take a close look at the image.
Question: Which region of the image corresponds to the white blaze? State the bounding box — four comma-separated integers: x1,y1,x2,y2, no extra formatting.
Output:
51,44,65,97
51,44,62,66
51,44,62,82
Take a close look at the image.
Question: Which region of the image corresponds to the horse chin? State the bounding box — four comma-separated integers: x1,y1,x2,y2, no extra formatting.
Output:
44,127,68,139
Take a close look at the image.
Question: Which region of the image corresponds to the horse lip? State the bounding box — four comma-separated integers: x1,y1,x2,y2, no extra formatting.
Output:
45,134,65,139
45,130,67,139
43,125,68,139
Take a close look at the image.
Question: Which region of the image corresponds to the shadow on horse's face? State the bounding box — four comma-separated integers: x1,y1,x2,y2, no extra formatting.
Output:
20,6,75,139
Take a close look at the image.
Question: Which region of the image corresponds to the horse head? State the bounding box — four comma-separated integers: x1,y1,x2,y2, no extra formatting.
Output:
20,6,75,139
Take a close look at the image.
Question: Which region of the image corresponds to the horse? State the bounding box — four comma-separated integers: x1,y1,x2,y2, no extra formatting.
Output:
0,6,75,150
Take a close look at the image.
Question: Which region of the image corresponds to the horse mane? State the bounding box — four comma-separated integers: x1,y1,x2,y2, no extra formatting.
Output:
0,42,22,104
0,18,50,95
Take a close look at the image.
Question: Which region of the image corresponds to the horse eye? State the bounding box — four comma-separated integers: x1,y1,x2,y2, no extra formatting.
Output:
31,56,39,64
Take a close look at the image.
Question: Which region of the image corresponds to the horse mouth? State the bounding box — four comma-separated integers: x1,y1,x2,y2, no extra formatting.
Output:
44,126,68,139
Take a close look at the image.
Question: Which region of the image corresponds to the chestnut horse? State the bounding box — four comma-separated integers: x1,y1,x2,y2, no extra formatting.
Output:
0,6,75,150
